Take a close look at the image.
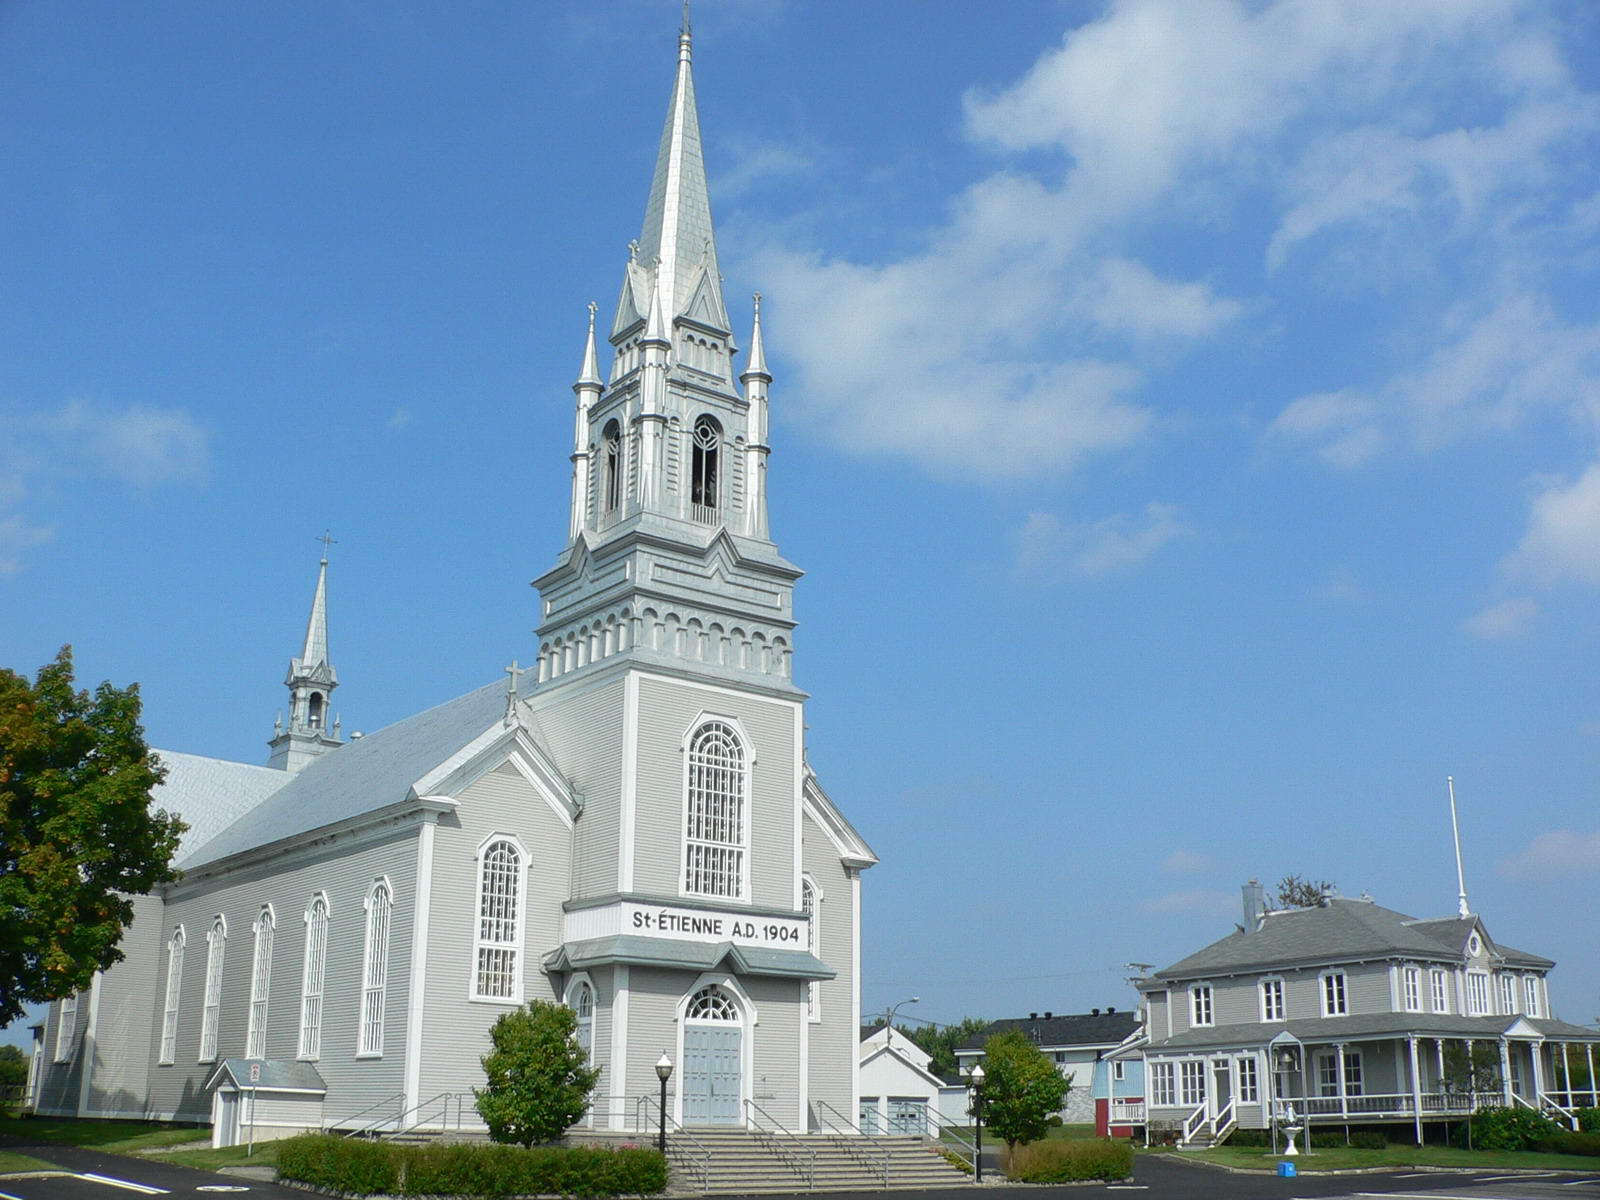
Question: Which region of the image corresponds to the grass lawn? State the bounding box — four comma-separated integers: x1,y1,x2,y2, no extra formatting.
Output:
1179,1143,1600,1173
0,1116,207,1154
159,1141,280,1171
0,1149,57,1174
940,1123,1098,1146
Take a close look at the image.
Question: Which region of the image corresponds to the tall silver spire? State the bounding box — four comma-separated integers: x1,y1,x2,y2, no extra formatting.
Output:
268,536,344,771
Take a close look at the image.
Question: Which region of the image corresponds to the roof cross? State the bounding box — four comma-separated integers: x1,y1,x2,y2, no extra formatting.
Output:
504,660,521,725
316,530,338,562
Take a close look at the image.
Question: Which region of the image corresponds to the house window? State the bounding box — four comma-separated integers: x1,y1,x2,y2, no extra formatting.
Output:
246,906,274,1058
1179,1060,1206,1106
1402,966,1422,1013
54,993,79,1063
1430,968,1450,1013
299,894,329,1059
359,880,392,1056
572,982,594,1061
1260,978,1285,1022
1317,1050,1363,1096
686,985,739,1022
1320,971,1347,1017
474,839,524,1000
1524,976,1541,1017
199,917,226,1063
602,420,622,513
1151,1062,1175,1106
802,877,820,1022
1498,974,1516,1015
684,721,746,899
159,928,184,1065
1190,984,1214,1027
1112,1060,1126,1082
1466,970,1491,1016
690,415,721,519
1236,1056,1259,1103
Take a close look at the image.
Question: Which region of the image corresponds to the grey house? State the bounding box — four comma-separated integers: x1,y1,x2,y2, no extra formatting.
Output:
31,22,876,1146
1138,883,1600,1146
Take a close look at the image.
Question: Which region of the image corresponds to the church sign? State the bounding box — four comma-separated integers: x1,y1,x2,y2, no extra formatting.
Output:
567,899,807,950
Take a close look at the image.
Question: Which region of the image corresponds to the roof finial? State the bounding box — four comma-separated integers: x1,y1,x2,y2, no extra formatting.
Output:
679,1,692,61
504,660,521,726
743,291,770,381
316,530,337,564
576,301,603,388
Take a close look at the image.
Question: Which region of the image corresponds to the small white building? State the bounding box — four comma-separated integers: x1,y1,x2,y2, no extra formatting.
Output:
857,1024,968,1135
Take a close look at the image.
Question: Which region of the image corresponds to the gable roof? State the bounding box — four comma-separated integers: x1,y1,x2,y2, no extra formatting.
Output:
1151,898,1555,980
957,1009,1139,1052
151,750,292,862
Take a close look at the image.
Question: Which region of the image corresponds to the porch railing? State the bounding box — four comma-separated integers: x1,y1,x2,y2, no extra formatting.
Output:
1212,1098,1237,1144
1109,1099,1146,1124
1271,1091,1506,1120
1180,1103,1208,1145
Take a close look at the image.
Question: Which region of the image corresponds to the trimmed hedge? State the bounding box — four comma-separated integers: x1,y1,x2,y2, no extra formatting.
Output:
1459,1107,1562,1152
1226,1129,1387,1150
274,1133,668,1197
1578,1107,1600,1134
1535,1130,1600,1158
1008,1138,1134,1183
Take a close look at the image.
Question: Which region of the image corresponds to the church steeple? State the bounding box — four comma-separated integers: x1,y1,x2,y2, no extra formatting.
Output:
268,536,344,771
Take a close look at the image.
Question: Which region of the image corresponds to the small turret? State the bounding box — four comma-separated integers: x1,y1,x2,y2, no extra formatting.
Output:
740,293,772,539
570,303,604,540
268,536,345,771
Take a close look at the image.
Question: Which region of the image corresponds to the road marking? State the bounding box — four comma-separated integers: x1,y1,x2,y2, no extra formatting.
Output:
195,1189,251,1194
1392,1172,1434,1177
1477,1173,1558,1181
0,1189,26,1200
75,1173,171,1195
1105,1188,1148,1192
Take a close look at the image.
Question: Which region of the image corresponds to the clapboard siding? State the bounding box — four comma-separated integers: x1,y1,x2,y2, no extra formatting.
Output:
149,829,418,1125
528,670,626,900
746,976,803,1125
802,810,853,1123
87,893,164,1115
34,992,88,1115
633,673,798,907
416,762,572,1105
627,967,681,1115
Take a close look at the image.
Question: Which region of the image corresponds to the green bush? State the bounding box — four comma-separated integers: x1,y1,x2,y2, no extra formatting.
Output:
937,1146,974,1174
1577,1107,1600,1134
1534,1130,1600,1158
1224,1129,1269,1147
274,1134,667,1198
1460,1107,1562,1152
1008,1138,1133,1183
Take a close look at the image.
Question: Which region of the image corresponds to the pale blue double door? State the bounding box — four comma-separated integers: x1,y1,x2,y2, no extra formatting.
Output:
683,1025,742,1125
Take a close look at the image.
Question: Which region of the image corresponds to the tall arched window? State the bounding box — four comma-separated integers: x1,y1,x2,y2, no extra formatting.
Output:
159,927,185,1064
199,917,226,1063
684,721,746,899
573,982,594,1060
691,415,721,522
474,839,524,1001
686,984,739,1021
802,879,820,1022
246,906,274,1058
298,894,329,1060
603,420,622,513
359,880,393,1056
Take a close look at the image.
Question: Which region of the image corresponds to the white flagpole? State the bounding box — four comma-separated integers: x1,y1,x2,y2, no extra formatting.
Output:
1448,776,1470,918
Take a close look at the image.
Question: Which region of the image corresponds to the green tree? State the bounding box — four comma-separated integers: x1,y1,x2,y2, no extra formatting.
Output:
476,999,601,1147
1273,874,1335,909
1440,1040,1502,1150
0,647,184,1026
975,1031,1071,1158
904,1016,990,1077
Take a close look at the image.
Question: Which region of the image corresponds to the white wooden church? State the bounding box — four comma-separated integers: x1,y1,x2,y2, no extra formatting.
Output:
33,22,876,1146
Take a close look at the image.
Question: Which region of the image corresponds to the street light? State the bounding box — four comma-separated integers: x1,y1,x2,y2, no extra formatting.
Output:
655,1053,673,1155
884,996,920,1034
968,1062,986,1184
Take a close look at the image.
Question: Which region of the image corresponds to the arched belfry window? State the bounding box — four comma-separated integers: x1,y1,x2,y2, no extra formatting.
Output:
603,420,622,513
308,692,324,730
691,415,721,523
684,721,746,899
474,838,525,1001
686,984,740,1022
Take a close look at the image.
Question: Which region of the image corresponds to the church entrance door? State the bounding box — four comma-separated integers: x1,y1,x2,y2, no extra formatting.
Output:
682,985,743,1126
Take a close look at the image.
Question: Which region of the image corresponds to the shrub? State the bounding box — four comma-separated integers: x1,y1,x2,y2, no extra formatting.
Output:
1534,1131,1600,1158
1008,1138,1133,1183
477,1000,602,1148
1460,1107,1562,1152
274,1134,667,1198
1045,1114,1064,1127
937,1146,974,1174
1578,1107,1600,1134
1224,1129,1269,1147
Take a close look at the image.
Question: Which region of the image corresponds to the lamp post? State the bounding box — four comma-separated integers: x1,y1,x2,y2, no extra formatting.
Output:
884,996,920,1034
969,1062,986,1183
655,1053,673,1155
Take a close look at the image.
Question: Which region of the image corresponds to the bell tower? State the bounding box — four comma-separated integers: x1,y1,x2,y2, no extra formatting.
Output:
268,535,344,771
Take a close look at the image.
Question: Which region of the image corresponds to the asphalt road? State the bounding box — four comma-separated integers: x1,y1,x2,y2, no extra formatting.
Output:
0,1134,298,1200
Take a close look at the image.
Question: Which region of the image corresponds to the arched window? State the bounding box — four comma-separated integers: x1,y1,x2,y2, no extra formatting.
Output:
199,916,226,1063
308,692,324,730
246,906,274,1058
573,982,594,1060
603,420,622,513
159,927,184,1064
474,839,524,1001
691,415,721,521
684,721,746,899
802,879,820,1022
685,985,739,1022
359,880,393,1056
298,894,329,1060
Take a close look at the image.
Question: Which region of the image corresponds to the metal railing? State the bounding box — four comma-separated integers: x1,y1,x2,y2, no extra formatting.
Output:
908,1105,979,1176
811,1098,890,1187
330,1091,406,1137
376,1090,474,1140
632,1095,713,1193
744,1098,815,1189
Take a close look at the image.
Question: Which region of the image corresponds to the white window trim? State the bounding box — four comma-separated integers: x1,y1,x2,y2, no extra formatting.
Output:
1111,1059,1126,1082
159,926,185,1065
1402,965,1422,1013
1236,1054,1259,1104
1259,976,1285,1023
358,877,394,1058
54,993,78,1063
1524,975,1542,1018
246,904,275,1059
469,833,528,1005
298,892,330,1060
1178,1059,1206,1107
1319,970,1348,1017
1190,983,1214,1028
802,874,822,1024
1150,1061,1175,1107
679,713,754,904
1316,1048,1365,1096
1466,969,1491,1016
1430,967,1450,1014
199,915,227,1064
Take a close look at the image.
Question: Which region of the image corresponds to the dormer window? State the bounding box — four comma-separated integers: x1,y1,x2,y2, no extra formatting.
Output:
691,415,721,523
1524,976,1542,1017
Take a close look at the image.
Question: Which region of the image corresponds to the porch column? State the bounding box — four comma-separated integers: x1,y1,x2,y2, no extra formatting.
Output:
1407,1036,1423,1144
1335,1042,1349,1121
1497,1038,1513,1107
1530,1040,1545,1102
1588,1043,1597,1106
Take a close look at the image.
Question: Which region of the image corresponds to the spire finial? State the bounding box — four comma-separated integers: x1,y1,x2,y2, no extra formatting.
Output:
679,3,692,63
504,659,521,725
316,530,337,564
743,291,770,382
577,301,604,388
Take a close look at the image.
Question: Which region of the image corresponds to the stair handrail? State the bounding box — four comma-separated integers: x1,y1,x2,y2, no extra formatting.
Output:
1180,1102,1208,1146
1538,1091,1580,1130
331,1090,407,1137
810,1098,891,1187
377,1090,474,1140
744,1097,815,1189
914,1104,978,1173
1212,1097,1237,1144
633,1094,712,1192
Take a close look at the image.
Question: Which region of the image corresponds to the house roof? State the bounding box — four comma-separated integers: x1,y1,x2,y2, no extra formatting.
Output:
203,1058,328,1094
1150,898,1554,981
956,1010,1140,1052
1148,1011,1600,1053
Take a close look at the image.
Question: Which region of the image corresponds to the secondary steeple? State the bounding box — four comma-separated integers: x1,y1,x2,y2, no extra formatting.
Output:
268,535,344,771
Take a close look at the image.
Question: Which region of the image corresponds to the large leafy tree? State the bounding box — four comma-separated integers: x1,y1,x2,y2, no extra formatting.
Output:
476,999,601,1147
975,1031,1071,1156
0,647,184,1025
904,1016,990,1076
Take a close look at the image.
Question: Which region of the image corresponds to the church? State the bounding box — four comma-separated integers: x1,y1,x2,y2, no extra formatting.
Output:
31,21,877,1146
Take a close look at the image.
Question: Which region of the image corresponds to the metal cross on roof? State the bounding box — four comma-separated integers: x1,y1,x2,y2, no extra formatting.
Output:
316,530,337,561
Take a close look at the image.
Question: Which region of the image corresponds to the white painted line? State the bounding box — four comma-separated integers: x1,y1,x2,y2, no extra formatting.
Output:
75,1173,171,1195
1105,1188,1148,1192
0,1189,26,1200
1562,1181,1600,1187
1392,1172,1434,1177
1478,1173,1557,1181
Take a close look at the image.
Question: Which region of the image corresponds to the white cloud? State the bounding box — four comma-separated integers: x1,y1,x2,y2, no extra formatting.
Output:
1314,568,1369,606
1462,596,1539,640
1162,849,1219,874
387,406,413,431
713,140,814,202
1141,888,1237,916
1015,503,1189,578
1498,830,1600,878
1506,463,1600,587
0,515,55,576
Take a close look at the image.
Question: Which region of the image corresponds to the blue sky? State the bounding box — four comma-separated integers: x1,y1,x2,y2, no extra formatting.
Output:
4,0,1600,1049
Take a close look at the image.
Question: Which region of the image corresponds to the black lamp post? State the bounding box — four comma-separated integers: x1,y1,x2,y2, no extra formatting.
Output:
969,1062,986,1183
655,1053,673,1155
